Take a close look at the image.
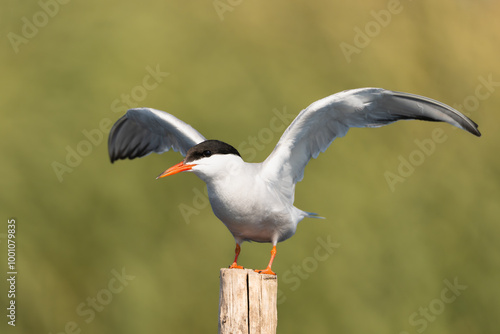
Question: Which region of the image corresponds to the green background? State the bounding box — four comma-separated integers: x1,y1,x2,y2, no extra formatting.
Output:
1,0,499,333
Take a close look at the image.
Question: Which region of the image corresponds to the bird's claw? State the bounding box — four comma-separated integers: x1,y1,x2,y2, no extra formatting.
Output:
254,268,276,275
229,263,244,269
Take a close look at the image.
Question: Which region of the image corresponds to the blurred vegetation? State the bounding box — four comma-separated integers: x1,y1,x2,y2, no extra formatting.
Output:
1,0,499,333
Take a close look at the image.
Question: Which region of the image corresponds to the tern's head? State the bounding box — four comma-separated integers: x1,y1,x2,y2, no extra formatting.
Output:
156,140,242,181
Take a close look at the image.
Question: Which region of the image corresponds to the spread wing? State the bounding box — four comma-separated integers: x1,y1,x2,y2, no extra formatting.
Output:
261,88,480,198
108,108,206,162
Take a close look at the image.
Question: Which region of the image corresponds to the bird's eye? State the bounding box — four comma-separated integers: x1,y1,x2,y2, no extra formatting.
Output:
202,150,212,157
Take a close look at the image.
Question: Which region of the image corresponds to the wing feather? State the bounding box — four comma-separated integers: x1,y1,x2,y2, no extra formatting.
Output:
108,108,206,162
261,88,480,189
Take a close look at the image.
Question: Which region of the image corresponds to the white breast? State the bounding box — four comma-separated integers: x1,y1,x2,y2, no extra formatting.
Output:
204,162,305,244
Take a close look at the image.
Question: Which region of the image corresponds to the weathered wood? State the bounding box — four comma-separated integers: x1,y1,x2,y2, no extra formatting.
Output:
219,268,278,334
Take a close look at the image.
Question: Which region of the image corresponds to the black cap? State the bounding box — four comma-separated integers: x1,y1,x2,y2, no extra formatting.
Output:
184,140,241,163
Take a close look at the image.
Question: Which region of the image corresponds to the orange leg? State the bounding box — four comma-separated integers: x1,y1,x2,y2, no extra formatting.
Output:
255,245,277,275
229,243,244,269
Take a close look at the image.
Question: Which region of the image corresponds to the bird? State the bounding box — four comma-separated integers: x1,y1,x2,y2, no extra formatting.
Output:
108,87,480,275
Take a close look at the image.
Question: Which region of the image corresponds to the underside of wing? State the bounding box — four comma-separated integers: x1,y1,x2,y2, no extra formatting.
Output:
261,88,481,191
108,108,206,163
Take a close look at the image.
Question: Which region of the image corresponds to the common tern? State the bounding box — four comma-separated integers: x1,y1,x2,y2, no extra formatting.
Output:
108,88,480,275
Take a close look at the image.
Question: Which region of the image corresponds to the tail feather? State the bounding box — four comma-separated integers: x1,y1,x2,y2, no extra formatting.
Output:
305,211,325,219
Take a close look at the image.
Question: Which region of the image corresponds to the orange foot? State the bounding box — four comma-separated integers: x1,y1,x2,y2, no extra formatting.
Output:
229,263,244,269
254,268,276,275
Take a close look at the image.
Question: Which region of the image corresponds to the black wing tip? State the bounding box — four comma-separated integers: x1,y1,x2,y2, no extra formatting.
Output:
462,126,481,137
460,115,481,137
108,154,140,164
384,89,482,138
459,117,481,137
108,149,121,163
470,127,482,137
108,156,133,164
108,112,151,163
108,144,151,163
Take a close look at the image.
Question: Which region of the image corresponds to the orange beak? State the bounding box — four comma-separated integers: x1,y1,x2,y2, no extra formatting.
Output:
156,161,194,179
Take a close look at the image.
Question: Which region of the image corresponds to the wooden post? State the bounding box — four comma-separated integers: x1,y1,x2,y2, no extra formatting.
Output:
218,268,278,334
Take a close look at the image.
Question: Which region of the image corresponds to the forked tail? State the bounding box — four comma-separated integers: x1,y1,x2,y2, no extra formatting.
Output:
305,211,325,219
